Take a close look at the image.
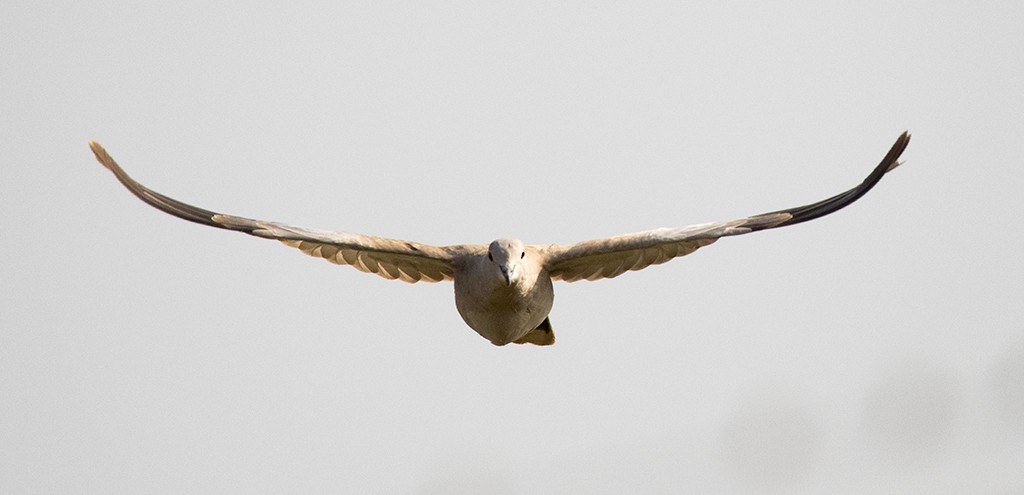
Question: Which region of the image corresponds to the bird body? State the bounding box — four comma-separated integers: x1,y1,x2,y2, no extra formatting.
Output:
454,240,554,345
88,132,910,346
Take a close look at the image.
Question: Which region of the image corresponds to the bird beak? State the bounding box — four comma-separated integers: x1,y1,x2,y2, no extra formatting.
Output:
500,266,512,286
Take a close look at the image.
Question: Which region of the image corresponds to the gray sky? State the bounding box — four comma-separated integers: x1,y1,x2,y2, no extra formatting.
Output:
3,1,1023,493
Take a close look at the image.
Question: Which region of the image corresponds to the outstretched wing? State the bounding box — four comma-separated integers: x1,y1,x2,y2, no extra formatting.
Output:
541,132,911,282
88,142,464,283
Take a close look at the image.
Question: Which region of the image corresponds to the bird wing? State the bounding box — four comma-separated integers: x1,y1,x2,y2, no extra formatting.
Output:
88,141,466,283
540,132,911,282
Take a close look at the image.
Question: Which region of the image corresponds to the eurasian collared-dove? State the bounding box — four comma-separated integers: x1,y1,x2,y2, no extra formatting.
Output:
88,132,910,346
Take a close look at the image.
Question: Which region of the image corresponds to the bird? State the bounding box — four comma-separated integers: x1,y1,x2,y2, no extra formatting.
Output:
88,132,910,346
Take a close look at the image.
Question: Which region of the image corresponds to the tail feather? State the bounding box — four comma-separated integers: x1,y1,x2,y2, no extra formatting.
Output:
514,317,555,346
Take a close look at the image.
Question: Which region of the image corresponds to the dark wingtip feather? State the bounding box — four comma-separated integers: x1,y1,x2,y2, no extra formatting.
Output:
88,141,250,232
755,131,911,230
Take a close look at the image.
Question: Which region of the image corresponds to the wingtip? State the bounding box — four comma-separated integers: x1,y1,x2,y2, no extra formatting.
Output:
898,130,911,152
899,130,911,149
880,131,911,172
88,140,114,171
883,131,911,172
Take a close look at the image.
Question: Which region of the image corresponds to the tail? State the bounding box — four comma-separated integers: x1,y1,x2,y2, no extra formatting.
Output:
514,317,555,346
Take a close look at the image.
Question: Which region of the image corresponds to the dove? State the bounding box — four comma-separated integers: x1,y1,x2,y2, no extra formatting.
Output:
88,132,909,346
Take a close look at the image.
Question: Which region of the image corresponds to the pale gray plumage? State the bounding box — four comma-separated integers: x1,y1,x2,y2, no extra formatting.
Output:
88,132,910,346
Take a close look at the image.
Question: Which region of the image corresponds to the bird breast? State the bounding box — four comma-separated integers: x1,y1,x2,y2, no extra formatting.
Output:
453,257,554,346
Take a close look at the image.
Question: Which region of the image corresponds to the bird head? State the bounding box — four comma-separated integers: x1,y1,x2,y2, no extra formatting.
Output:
487,238,526,286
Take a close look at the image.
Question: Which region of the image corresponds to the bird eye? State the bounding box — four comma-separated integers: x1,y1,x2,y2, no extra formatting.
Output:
488,252,493,261
520,252,525,259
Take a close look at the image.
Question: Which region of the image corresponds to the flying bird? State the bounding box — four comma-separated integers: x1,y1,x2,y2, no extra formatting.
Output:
88,132,910,346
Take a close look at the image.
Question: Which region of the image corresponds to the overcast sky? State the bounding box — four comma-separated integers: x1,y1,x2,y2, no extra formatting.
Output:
3,2,1023,493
